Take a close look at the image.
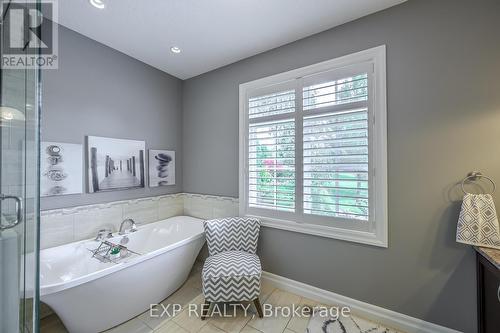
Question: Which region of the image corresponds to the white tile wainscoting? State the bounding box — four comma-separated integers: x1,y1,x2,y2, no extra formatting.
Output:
40,193,239,249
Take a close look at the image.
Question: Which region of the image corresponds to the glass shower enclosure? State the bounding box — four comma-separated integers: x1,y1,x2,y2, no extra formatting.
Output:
0,0,41,332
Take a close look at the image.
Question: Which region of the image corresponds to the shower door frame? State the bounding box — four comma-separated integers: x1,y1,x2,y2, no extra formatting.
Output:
0,0,42,332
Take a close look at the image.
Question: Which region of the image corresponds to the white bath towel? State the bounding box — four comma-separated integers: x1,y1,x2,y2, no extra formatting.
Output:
456,194,500,249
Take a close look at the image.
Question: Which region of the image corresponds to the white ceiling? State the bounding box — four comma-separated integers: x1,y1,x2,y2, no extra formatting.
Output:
57,0,406,79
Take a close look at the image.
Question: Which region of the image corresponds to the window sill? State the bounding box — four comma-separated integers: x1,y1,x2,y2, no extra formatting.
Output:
249,215,388,248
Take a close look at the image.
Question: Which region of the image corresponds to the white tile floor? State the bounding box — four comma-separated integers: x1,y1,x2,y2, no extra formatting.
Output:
40,261,402,333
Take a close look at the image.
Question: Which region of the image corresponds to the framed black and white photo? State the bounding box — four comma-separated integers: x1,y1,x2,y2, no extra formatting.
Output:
149,150,175,187
41,142,83,197
87,136,146,193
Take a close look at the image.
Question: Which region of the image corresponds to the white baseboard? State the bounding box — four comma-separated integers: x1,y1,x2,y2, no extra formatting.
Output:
261,271,462,333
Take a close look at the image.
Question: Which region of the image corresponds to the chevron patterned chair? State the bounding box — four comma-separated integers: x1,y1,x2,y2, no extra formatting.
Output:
201,217,263,320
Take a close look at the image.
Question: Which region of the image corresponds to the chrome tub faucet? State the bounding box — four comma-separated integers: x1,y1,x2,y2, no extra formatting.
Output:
119,218,138,235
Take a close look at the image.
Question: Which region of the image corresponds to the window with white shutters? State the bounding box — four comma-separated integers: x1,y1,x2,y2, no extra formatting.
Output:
302,72,369,221
240,46,387,247
248,90,296,212
303,109,369,221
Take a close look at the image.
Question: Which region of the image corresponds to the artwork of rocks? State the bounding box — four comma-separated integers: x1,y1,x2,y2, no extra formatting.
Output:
155,152,172,186
44,144,68,195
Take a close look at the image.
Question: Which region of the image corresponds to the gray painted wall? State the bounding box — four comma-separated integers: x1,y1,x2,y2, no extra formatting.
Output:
41,26,183,210
182,0,500,332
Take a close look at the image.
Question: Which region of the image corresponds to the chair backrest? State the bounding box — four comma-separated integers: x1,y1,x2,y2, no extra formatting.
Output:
204,217,261,256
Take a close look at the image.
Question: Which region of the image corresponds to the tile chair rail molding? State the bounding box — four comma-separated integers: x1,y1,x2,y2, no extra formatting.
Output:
201,217,264,320
40,193,239,249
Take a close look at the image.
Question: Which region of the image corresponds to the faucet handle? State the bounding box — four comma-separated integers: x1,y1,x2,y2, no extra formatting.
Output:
95,228,113,241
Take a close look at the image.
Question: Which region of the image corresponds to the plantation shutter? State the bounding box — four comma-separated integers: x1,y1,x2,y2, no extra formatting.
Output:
301,69,370,222
245,63,373,226
241,47,387,246
247,86,296,212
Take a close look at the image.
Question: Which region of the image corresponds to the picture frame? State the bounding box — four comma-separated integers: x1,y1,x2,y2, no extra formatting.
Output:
40,141,83,197
87,136,146,193
148,149,175,187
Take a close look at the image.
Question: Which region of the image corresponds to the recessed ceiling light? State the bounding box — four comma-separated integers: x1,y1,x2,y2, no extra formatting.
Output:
89,0,106,9
170,46,181,54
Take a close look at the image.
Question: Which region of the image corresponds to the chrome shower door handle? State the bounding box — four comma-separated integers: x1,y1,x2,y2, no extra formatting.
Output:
0,194,23,230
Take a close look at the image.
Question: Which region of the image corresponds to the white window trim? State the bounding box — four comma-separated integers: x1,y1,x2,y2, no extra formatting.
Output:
239,45,388,248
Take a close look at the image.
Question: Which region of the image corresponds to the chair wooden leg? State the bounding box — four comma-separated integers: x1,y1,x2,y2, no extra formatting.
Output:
253,298,263,318
201,300,211,320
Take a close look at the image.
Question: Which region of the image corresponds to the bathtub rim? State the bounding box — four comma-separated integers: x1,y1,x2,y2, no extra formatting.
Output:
40,216,205,296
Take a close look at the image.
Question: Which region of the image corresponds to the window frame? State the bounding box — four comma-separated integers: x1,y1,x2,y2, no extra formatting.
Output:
239,45,388,247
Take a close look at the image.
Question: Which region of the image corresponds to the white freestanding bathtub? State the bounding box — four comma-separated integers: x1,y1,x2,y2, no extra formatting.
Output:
39,216,205,333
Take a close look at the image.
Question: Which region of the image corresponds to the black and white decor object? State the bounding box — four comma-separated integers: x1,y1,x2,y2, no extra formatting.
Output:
201,217,263,319
202,250,261,302
306,310,399,333
87,136,146,193
456,172,500,249
41,142,83,197
456,193,500,249
204,217,260,255
148,149,175,187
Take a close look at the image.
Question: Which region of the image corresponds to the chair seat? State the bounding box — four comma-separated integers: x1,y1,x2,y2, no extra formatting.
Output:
202,251,261,302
